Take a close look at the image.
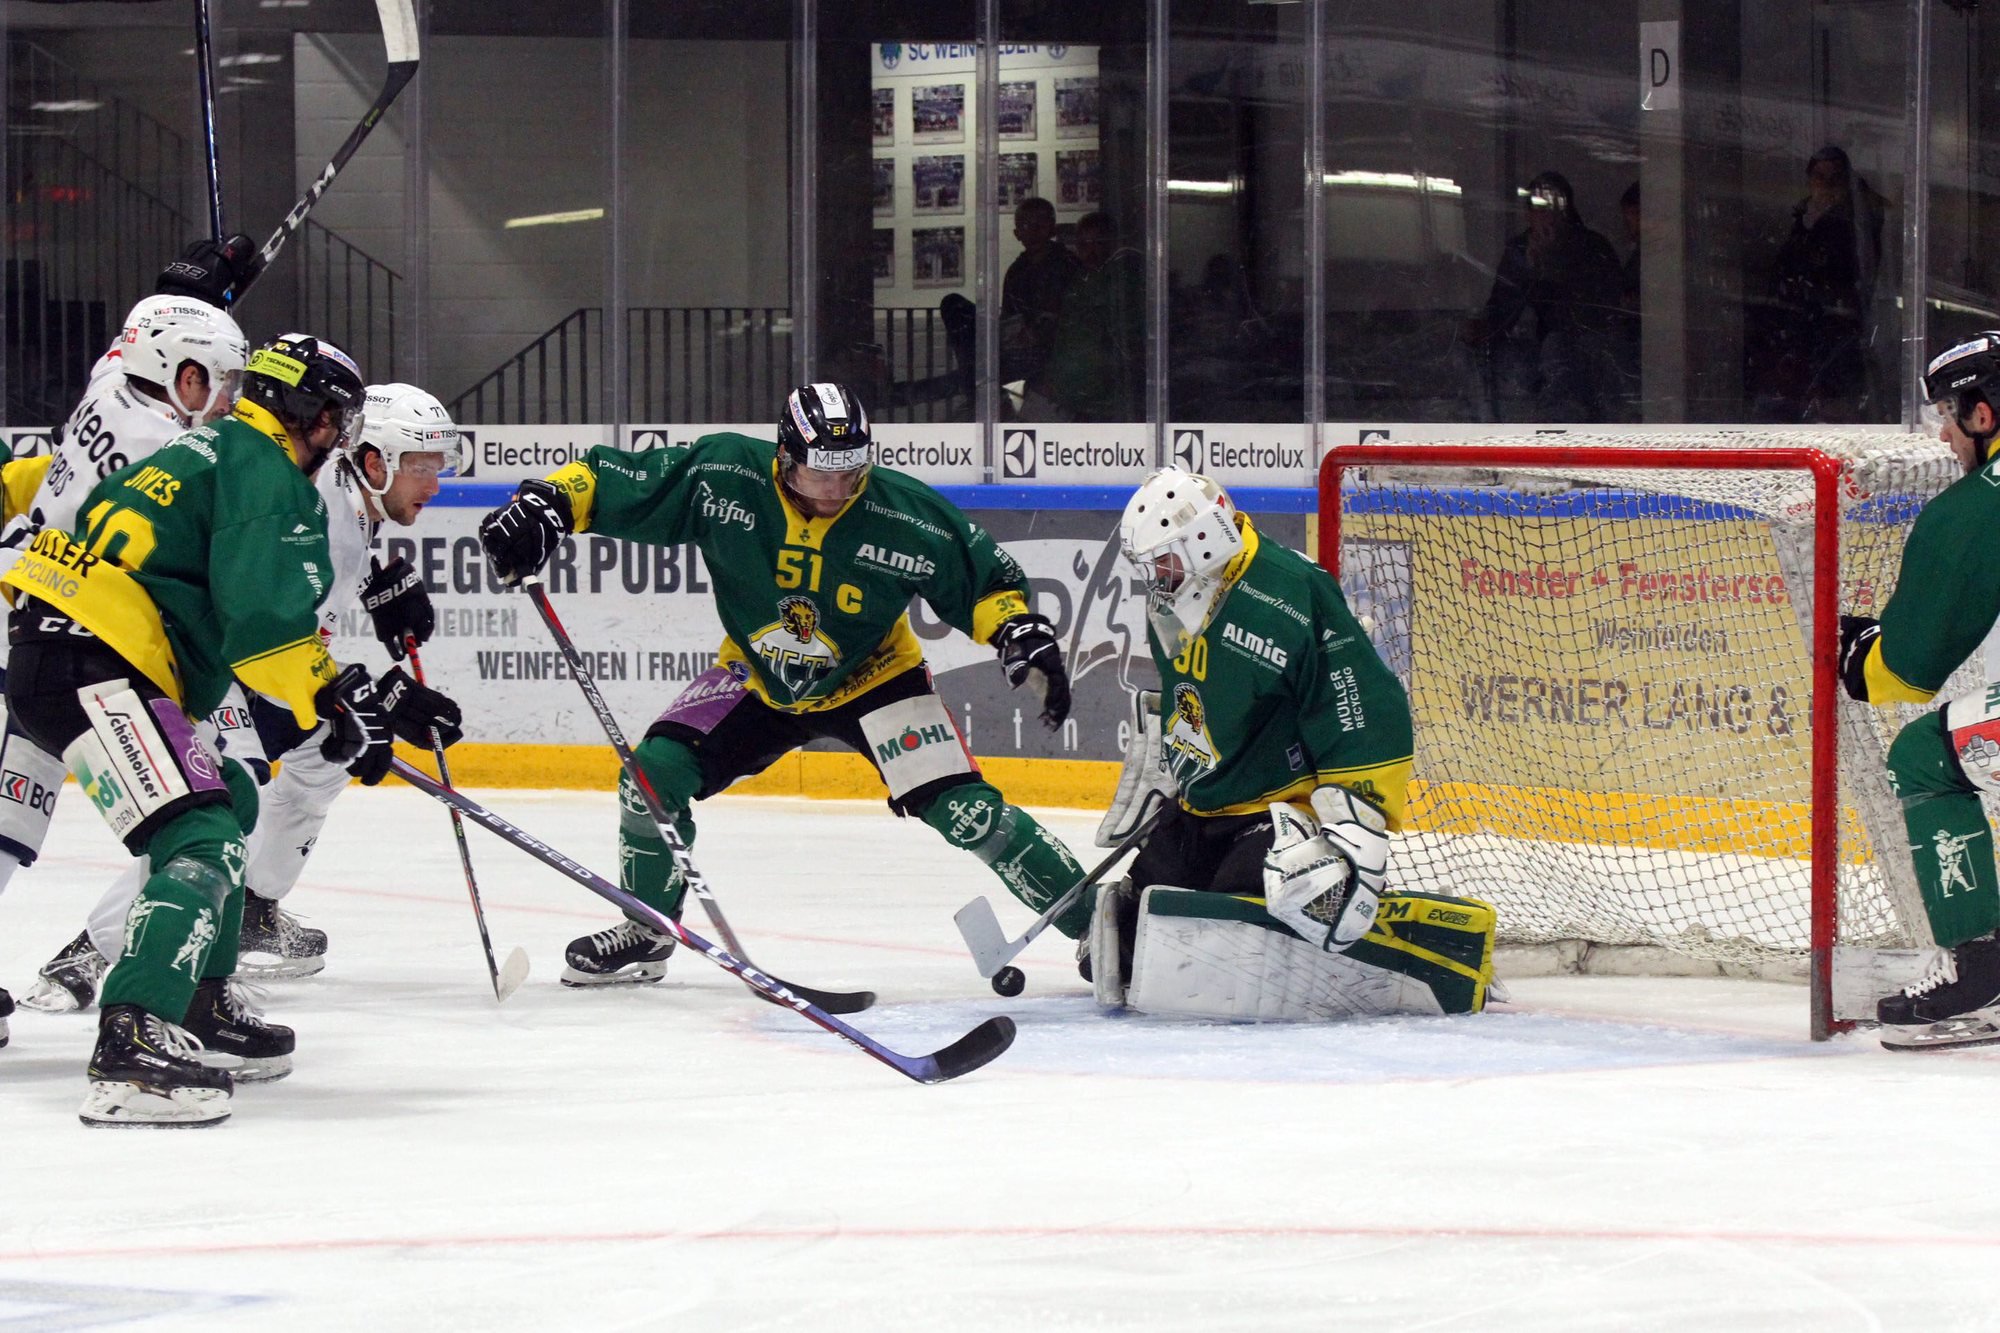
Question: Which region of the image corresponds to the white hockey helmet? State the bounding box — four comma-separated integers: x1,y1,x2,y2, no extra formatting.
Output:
347,382,463,496
1118,467,1246,638
117,294,248,425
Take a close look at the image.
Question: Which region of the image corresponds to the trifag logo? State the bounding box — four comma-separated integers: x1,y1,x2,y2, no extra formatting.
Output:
1171,429,1203,472
1001,429,1037,478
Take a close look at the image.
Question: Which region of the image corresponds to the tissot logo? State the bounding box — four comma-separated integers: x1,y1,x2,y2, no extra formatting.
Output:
1001,429,1037,478
1171,430,1203,471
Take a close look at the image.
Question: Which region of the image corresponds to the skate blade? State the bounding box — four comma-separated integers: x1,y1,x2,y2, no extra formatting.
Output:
19,979,92,1014
560,962,667,988
235,954,327,981
231,1054,294,1083
80,1081,231,1127
1880,1014,2000,1052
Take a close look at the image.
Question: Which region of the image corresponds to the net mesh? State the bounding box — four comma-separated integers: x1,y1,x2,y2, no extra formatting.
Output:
1330,431,1968,980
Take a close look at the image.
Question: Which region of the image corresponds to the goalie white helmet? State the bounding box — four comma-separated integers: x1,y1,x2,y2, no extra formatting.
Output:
347,383,463,497
1118,467,1246,639
117,295,248,425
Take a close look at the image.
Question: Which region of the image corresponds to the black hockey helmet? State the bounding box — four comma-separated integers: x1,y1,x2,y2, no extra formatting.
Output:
777,382,873,473
241,332,366,448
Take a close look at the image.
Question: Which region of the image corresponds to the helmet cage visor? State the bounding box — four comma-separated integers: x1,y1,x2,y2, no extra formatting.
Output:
1121,503,1244,627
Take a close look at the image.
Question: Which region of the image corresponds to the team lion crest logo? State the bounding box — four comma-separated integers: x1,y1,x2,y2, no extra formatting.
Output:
1163,682,1219,782
750,596,841,699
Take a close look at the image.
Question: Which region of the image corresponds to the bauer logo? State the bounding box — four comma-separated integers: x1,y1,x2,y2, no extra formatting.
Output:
1002,429,1037,478
1171,430,1203,472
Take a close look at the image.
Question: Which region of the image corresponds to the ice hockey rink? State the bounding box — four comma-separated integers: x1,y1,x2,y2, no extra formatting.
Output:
4,784,1999,1332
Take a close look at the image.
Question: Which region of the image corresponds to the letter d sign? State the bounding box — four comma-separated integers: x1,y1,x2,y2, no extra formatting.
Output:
1640,21,1679,111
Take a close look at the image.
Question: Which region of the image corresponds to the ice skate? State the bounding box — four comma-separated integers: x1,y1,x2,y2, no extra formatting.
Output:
178,977,295,1081
81,1004,235,1128
237,889,328,979
20,929,109,1013
562,917,675,986
0,987,12,1048
1879,937,2000,1050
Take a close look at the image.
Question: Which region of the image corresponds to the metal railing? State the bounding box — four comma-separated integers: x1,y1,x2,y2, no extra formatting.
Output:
6,38,189,423
296,221,401,383
449,305,971,426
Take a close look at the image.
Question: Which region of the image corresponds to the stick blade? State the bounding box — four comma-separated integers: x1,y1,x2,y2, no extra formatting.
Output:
753,980,877,1015
915,1015,1017,1084
953,897,1015,977
493,947,530,1002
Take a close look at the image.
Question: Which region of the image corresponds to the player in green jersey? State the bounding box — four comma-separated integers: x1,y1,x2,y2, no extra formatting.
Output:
479,383,1089,985
1841,333,2000,1049
1084,467,1496,1021
0,334,461,1125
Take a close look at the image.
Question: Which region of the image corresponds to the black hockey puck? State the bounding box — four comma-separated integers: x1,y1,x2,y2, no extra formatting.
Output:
991,966,1026,997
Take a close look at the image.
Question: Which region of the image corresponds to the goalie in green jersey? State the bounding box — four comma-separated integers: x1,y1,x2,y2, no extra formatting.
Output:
1841,333,2000,1050
1083,467,1497,1022
478,383,1091,986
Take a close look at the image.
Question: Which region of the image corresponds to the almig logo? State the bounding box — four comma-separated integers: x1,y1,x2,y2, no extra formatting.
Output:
1222,620,1288,669
856,542,935,578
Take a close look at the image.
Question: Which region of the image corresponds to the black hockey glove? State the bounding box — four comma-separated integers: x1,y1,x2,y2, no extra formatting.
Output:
1839,615,1882,702
479,479,572,586
155,233,260,307
377,665,463,748
361,555,434,661
994,612,1071,729
315,663,393,785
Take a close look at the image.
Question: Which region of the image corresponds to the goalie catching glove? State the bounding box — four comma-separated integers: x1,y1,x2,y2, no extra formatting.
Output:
479,479,573,586
1262,785,1388,951
361,555,434,661
993,613,1071,729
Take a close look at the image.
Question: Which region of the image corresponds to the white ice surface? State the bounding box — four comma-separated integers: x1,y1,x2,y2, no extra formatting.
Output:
4,787,2000,1331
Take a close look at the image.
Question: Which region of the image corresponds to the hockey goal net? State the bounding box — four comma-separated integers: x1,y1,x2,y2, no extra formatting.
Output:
1318,433,1972,1039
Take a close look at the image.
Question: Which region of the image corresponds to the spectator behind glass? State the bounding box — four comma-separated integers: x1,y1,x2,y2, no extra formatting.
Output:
1461,170,1625,422
1746,145,1885,423
1000,197,1083,417
1046,211,1146,422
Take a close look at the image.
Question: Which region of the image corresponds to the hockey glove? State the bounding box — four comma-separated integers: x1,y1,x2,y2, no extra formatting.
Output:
1839,615,1882,702
1262,785,1388,952
479,479,572,586
376,665,463,749
361,555,434,661
994,612,1071,729
155,233,260,307
315,663,393,785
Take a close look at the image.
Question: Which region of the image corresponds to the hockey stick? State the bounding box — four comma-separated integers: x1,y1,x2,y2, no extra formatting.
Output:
388,757,1014,1084
521,576,876,1016
193,0,224,238
953,791,1169,979
408,636,529,1001
237,0,419,299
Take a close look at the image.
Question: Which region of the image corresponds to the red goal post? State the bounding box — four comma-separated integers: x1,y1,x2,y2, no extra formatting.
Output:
1317,436,1960,1039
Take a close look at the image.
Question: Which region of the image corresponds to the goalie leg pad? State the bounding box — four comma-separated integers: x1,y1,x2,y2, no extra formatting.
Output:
64,681,229,853
0,719,66,870
1125,888,1496,1021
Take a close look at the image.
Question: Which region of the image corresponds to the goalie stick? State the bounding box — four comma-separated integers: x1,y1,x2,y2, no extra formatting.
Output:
523,577,877,1016
388,757,1015,1084
408,638,529,1002
953,790,1170,978
238,0,419,298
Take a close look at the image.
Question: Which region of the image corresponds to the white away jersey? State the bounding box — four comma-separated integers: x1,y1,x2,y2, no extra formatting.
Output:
24,374,187,537
317,455,378,638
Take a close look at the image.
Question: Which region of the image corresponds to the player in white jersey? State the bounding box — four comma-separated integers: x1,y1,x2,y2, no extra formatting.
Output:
19,384,463,1014
0,296,247,899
